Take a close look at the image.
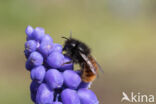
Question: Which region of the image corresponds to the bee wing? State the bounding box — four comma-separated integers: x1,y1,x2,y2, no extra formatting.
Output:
92,56,104,73
79,52,96,74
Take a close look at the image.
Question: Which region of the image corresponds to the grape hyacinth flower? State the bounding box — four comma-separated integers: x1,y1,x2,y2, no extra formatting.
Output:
63,70,81,89
31,65,46,83
45,69,64,89
24,25,99,104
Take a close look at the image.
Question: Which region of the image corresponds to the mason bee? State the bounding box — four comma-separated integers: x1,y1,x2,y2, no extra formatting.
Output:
62,37,102,82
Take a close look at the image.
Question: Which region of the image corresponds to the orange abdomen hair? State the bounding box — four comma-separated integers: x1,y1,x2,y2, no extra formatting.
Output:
81,56,98,82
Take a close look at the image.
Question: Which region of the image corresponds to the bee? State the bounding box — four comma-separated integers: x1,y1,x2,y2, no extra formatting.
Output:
62,37,102,83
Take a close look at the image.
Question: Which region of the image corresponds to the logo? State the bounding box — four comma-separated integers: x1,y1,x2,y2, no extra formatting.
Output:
121,92,155,103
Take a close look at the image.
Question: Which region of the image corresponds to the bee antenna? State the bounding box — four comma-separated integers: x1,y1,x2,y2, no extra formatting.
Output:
62,36,69,40
69,31,72,38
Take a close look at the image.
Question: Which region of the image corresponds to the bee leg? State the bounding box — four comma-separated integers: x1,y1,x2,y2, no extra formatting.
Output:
80,63,85,69
61,61,73,66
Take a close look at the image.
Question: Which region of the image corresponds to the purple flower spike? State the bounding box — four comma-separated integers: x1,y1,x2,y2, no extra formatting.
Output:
24,26,99,104
25,40,37,53
60,56,73,71
32,27,45,41
30,81,40,102
36,84,54,104
25,25,34,40
28,51,43,67
31,65,46,82
45,69,64,89
47,52,64,68
61,89,80,104
39,41,53,57
78,88,99,104
41,34,53,43
53,102,63,104
63,70,81,89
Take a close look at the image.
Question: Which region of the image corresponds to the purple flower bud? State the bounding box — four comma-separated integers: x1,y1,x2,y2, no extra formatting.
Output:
51,43,63,53
25,40,37,53
36,84,54,104
45,69,64,89
41,34,53,43
30,81,40,102
61,89,80,104
63,70,81,89
78,88,99,104
53,102,62,104
75,70,81,76
31,65,46,82
25,60,33,71
38,41,53,57
28,51,43,66
31,27,45,41
60,56,73,71
25,25,34,40
24,49,30,59
47,52,64,68
78,81,92,89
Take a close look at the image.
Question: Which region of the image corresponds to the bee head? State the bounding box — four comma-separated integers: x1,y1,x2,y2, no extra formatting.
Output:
62,36,91,57
62,37,77,52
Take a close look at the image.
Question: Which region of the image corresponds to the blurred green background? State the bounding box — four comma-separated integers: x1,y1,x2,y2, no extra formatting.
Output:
0,0,156,104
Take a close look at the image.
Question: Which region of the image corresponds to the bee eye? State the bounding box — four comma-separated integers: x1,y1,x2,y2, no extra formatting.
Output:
71,43,76,47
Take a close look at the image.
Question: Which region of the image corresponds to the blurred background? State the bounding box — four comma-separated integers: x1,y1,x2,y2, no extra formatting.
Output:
0,0,156,104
